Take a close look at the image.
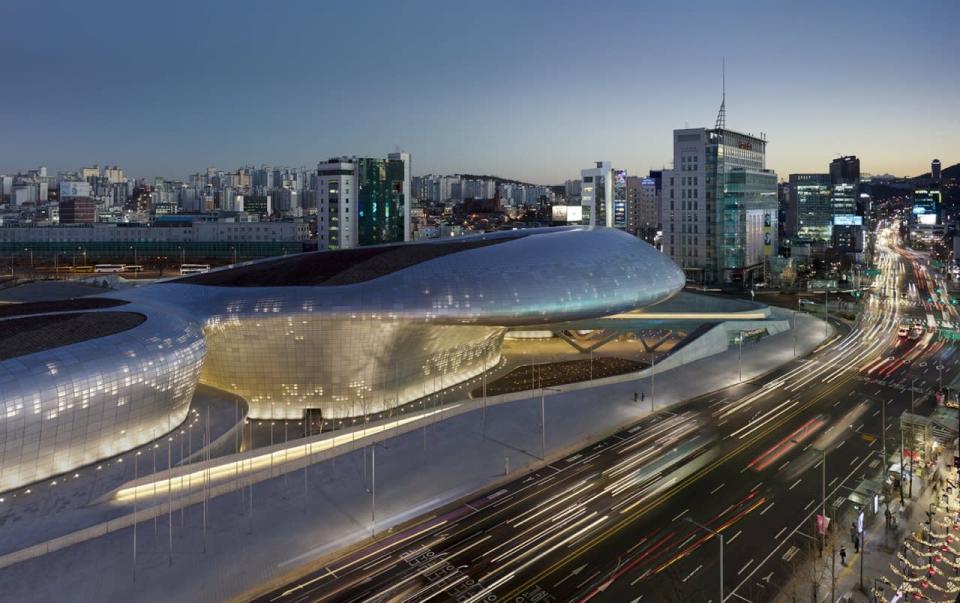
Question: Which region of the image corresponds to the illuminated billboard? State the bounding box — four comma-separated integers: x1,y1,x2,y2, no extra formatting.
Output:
613,169,627,228
59,181,92,198
833,215,862,226
552,205,583,223
918,213,937,225
613,201,626,227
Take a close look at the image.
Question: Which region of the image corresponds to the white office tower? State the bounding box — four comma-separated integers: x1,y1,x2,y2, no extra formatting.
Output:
581,161,614,227
661,128,777,285
316,152,411,250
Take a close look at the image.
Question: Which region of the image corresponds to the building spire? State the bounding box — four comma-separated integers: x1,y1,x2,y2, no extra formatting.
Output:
715,57,726,130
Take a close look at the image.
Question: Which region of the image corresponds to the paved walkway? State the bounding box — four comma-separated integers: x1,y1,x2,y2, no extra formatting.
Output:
776,451,960,603
0,385,244,555
0,310,832,603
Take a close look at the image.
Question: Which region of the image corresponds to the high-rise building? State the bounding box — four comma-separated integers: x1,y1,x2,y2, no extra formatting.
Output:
316,152,411,249
625,171,661,242
788,174,832,243
932,158,942,184
59,197,96,224
661,128,777,285
828,156,861,251
581,161,614,227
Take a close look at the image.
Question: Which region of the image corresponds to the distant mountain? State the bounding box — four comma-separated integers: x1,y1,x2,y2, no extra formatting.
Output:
456,174,539,187
910,162,959,181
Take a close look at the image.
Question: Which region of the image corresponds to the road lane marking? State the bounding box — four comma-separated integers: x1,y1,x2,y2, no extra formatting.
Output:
849,455,860,466
682,564,703,582
710,483,725,494
553,563,588,588
676,534,697,550
803,499,816,511
783,546,800,562
727,530,743,544
759,502,775,515
671,509,689,522
789,479,802,490
774,527,787,540
737,559,754,575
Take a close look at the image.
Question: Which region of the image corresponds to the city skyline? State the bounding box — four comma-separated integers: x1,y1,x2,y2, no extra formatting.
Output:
4,0,958,183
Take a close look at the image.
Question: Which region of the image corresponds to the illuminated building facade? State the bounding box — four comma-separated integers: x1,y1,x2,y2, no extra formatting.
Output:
662,128,778,285
0,227,684,492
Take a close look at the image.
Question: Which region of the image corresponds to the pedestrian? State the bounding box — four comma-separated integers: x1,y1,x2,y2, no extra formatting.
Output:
633,391,638,403
855,535,860,553
851,523,857,543
641,391,645,402
840,546,847,566
885,508,892,528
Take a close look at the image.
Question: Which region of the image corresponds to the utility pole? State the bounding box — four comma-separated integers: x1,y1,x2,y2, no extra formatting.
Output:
481,351,487,438
371,444,376,537
881,398,887,469
686,517,723,602
793,299,799,358
860,511,867,593
650,351,656,413
899,428,906,504
825,290,829,337
738,330,744,383
540,385,546,460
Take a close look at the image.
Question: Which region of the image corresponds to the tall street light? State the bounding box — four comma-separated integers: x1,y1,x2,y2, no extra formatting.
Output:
685,516,723,602
824,289,830,337
738,330,744,383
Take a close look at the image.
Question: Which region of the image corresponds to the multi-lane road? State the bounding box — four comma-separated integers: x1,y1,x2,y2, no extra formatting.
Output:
252,223,959,603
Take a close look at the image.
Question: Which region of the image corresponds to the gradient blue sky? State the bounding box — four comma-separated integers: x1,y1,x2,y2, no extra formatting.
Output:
3,0,957,183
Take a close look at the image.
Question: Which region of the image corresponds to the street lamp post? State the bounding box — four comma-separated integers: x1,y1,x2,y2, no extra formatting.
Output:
738,330,744,383
797,439,828,555
794,298,799,358
825,290,829,337
685,516,723,602
650,351,656,413
911,377,916,412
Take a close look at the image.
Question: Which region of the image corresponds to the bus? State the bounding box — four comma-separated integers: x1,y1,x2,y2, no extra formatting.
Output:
125,265,143,273
180,264,211,275
94,264,126,273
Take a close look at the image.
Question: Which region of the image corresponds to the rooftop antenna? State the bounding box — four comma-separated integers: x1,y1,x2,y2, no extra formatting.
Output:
714,57,726,130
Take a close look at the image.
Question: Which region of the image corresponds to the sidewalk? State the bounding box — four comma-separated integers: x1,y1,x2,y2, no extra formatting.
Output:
778,452,960,603
0,310,832,603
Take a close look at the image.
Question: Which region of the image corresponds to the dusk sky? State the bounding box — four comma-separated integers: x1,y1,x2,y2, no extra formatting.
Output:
3,0,957,183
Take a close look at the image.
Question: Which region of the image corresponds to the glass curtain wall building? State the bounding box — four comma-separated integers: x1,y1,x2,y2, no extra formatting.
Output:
789,174,833,242
663,128,778,285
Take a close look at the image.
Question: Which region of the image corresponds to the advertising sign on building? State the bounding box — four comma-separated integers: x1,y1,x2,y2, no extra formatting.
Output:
60,181,92,198
551,205,583,223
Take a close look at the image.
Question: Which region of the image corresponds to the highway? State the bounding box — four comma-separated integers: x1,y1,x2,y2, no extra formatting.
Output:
251,222,960,603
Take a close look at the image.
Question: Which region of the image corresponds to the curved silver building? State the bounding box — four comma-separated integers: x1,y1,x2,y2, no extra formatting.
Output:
0,227,683,491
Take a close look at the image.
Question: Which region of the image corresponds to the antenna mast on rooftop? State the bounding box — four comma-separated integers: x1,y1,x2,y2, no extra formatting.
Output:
714,57,726,130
